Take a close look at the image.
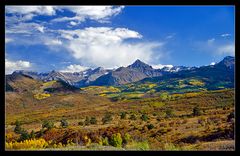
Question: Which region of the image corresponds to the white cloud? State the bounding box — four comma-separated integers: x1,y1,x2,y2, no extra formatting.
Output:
60,64,90,73
5,38,13,43
36,26,45,33
5,6,167,69
6,6,124,23
210,62,216,65
59,27,142,42
58,27,163,68
6,6,56,15
6,6,56,21
5,59,31,74
6,22,46,34
44,39,62,46
152,64,173,69
51,15,85,23
221,33,231,37
67,6,124,19
217,44,235,56
21,13,35,21
54,6,124,23
6,22,63,47
69,21,78,26
195,38,235,57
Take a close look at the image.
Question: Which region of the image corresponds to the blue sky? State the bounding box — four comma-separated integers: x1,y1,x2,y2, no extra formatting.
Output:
5,6,235,74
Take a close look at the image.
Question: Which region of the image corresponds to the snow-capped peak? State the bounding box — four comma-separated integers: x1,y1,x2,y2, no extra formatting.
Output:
151,64,173,70
210,62,216,66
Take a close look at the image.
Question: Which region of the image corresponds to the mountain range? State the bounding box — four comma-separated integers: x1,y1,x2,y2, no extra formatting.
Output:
6,56,235,89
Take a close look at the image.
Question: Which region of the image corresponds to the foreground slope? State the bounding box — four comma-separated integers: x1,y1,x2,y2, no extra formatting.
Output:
5,72,234,150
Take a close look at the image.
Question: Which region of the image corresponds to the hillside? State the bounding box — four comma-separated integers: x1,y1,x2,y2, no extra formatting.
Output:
5,76,235,151
5,86,234,150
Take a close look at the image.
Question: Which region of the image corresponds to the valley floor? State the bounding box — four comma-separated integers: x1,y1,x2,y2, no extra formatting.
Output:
5,89,235,151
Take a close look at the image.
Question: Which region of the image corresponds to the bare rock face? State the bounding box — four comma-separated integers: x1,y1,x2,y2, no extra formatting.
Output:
92,67,148,86
93,59,163,86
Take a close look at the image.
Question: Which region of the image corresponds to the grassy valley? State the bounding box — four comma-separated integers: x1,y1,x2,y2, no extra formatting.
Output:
5,74,235,150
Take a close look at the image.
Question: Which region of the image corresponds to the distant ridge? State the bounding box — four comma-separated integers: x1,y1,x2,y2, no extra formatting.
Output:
7,56,235,87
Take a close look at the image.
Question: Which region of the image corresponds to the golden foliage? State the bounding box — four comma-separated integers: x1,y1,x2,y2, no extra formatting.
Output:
34,93,51,100
81,86,120,95
188,79,205,86
6,138,49,150
5,132,19,143
42,81,57,87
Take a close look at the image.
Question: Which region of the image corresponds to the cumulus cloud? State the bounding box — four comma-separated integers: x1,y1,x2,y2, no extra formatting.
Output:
53,6,124,23
6,6,56,21
58,27,163,68
5,59,31,74
152,64,173,69
6,22,46,34
6,6,124,23
60,64,90,73
66,6,124,19
44,39,62,46
5,6,166,69
51,15,85,23
69,21,78,26
6,6,56,15
59,27,142,41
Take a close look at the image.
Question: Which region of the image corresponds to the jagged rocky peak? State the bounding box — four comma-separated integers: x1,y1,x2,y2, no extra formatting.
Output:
128,59,153,69
223,56,234,61
93,67,104,72
115,66,126,72
220,56,234,65
11,70,42,79
13,70,36,74
215,56,235,69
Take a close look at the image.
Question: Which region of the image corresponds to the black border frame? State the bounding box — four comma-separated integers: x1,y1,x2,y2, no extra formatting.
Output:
1,0,239,156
